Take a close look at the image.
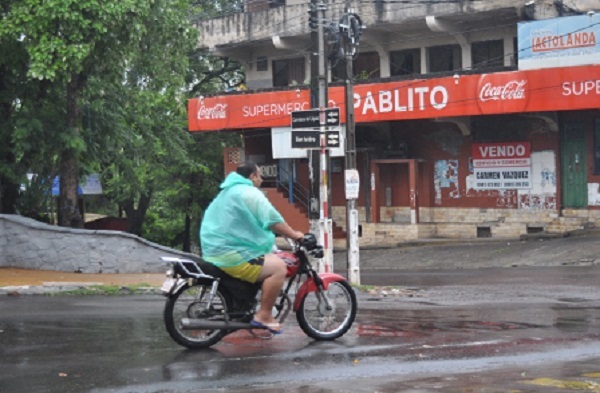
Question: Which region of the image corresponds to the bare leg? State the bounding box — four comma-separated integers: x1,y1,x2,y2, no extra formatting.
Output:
253,253,287,326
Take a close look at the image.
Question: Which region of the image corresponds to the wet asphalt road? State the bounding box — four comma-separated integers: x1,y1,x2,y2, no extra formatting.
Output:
2,266,600,392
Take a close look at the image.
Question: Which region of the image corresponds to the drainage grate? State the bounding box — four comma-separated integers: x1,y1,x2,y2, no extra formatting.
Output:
477,226,491,238
527,226,544,234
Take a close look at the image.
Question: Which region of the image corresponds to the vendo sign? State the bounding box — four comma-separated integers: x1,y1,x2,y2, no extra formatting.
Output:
472,142,532,190
472,142,530,161
477,72,529,115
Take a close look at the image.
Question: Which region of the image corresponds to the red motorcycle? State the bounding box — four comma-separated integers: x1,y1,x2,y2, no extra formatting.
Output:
160,233,357,349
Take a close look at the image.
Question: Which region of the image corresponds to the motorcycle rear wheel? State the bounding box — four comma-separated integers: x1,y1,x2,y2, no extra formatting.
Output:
164,283,230,349
296,280,357,340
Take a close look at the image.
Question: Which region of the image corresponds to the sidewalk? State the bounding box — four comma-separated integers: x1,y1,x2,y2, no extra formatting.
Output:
2,229,600,294
0,268,165,288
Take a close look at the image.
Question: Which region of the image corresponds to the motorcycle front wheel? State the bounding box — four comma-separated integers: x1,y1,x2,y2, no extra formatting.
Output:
296,280,357,340
164,283,230,349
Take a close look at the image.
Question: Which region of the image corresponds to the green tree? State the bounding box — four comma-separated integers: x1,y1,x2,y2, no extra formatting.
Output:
0,15,61,217
0,34,28,214
1,0,157,227
143,131,240,251
84,0,198,237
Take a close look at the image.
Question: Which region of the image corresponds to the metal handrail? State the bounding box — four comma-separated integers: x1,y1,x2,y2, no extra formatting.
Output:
277,164,309,212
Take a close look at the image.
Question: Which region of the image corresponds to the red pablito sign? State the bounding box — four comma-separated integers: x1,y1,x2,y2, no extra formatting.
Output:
188,64,600,132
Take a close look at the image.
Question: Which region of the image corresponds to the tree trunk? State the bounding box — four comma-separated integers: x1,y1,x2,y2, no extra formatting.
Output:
0,72,18,214
58,77,83,228
122,192,152,237
183,213,191,252
0,172,19,214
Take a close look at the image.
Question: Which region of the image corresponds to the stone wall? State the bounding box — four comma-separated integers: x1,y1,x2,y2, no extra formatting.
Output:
331,206,599,248
0,214,197,273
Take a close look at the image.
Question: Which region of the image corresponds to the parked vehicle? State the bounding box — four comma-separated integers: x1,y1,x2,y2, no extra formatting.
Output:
160,234,357,349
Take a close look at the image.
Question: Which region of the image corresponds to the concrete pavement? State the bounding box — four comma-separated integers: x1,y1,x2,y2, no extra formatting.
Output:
2,229,600,295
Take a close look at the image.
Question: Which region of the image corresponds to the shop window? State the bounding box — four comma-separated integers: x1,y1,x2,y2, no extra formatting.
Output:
390,48,420,76
427,44,462,73
594,118,600,174
472,40,504,71
272,58,305,87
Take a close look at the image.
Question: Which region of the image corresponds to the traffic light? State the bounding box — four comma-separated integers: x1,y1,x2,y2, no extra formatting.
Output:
308,7,318,30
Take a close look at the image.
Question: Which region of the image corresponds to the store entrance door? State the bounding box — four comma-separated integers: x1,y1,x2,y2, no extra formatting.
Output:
370,159,421,224
561,122,588,208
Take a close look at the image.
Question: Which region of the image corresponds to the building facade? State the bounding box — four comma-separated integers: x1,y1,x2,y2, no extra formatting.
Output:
190,0,600,246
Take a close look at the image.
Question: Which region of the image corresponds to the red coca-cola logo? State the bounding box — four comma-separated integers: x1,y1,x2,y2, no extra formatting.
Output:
477,73,529,114
197,103,228,120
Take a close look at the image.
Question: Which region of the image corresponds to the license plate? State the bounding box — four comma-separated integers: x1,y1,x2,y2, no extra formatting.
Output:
161,278,177,293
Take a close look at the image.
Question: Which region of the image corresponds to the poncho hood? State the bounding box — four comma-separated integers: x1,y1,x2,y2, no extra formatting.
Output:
219,172,252,189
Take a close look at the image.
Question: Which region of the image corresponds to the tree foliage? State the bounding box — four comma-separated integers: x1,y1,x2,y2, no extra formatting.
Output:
1,0,165,227
0,0,246,249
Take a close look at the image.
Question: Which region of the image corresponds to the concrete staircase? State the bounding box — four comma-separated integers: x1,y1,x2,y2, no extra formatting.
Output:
263,188,310,233
263,188,346,238
546,209,595,234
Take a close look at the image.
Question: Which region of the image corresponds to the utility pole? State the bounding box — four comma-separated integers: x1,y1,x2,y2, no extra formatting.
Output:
339,10,363,285
309,0,333,273
309,0,320,223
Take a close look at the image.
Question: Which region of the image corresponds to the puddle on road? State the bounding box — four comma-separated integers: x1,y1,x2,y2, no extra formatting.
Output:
357,309,546,338
523,376,600,390
558,297,593,303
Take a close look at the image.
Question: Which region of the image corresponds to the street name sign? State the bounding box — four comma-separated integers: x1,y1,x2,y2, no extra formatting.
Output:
291,131,320,148
291,130,340,149
291,110,321,129
326,131,340,147
291,108,340,129
325,108,340,126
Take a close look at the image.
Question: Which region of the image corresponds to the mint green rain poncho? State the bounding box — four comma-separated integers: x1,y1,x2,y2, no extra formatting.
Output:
200,172,284,268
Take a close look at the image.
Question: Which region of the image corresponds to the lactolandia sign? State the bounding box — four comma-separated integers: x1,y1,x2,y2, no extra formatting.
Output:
188,65,600,132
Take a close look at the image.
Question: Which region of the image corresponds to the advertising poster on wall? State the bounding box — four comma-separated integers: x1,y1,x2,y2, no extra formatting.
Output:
518,14,600,70
472,142,532,190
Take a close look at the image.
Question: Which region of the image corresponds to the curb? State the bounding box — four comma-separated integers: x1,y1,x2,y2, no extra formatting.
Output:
0,284,163,296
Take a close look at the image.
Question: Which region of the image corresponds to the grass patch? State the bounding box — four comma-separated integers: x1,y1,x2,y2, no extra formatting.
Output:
352,284,377,292
47,283,157,296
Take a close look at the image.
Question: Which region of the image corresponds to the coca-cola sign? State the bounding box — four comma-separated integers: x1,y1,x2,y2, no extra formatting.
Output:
197,103,228,120
477,73,529,114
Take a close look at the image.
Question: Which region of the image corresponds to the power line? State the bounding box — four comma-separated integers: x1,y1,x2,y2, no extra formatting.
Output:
189,5,600,130
193,0,522,69
194,15,600,129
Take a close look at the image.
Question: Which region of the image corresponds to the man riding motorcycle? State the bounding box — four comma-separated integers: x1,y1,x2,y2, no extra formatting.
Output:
200,162,304,334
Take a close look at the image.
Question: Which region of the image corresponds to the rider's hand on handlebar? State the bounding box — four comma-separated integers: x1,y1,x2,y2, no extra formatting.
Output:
292,231,304,242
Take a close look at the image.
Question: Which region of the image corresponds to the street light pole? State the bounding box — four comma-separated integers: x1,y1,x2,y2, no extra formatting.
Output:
340,10,362,285
317,0,333,273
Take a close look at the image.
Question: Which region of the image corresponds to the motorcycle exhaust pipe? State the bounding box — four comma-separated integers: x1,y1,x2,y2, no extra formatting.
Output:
181,318,255,330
